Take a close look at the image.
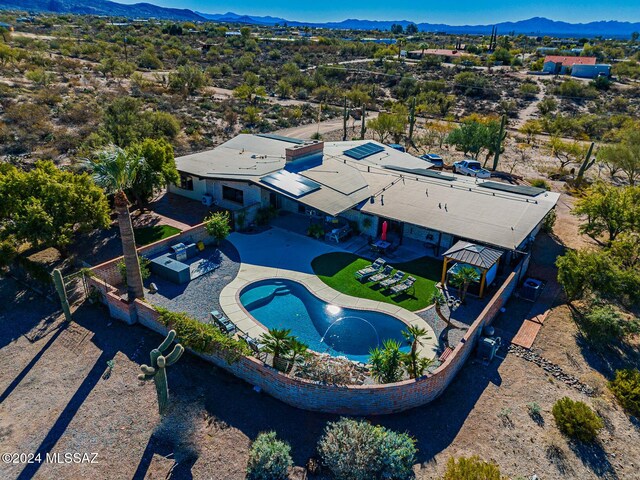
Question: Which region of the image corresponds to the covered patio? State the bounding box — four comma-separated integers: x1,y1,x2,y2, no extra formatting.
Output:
441,241,503,298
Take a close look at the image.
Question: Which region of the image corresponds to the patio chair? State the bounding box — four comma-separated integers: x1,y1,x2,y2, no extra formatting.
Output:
379,270,406,289
213,314,237,335
369,265,393,283
241,333,267,361
354,258,385,280
390,276,416,295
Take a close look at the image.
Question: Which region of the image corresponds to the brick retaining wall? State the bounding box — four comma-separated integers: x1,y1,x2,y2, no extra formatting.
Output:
90,226,525,413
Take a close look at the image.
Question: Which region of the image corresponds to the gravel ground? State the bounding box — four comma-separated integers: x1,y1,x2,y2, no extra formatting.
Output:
146,240,240,322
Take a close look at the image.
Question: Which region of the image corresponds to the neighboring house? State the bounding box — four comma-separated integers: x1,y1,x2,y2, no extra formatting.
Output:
171,135,559,267
542,55,611,78
407,49,468,62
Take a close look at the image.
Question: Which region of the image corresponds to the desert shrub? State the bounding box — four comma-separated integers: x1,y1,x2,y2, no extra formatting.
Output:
246,431,293,480
529,178,550,190
442,455,505,480
156,307,250,362
317,418,416,480
579,305,629,346
552,397,603,443
204,211,231,243
609,369,640,418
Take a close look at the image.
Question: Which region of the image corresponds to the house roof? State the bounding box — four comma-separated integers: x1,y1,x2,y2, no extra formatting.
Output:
543,55,597,66
175,135,560,250
443,241,503,269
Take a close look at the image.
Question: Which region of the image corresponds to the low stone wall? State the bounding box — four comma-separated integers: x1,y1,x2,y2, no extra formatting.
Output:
91,230,525,413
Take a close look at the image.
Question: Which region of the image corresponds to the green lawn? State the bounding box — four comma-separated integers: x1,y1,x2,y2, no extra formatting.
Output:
134,225,182,246
311,252,442,312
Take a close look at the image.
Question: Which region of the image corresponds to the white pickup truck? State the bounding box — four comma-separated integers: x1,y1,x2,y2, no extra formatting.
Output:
453,160,491,178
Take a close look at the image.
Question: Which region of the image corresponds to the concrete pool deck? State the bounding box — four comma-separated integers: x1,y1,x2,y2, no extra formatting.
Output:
220,227,438,360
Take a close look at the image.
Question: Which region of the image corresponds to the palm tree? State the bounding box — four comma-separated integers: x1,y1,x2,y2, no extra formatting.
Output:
402,325,432,379
260,328,294,371
88,146,145,301
287,338,309,372
419,42,428,58
449,265,480,303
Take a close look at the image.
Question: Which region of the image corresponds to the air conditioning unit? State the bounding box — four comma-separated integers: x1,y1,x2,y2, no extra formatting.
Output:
202,194,214,207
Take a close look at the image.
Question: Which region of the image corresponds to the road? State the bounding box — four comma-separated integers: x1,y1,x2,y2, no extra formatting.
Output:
275,111,379,139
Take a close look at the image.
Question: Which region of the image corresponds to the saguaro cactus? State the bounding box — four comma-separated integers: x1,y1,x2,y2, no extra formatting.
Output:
575,142,596,185
408,97,417,149
52,268,72,322
360,104,366,140
491,115,507,171
342,96,349,141
138,330,184,415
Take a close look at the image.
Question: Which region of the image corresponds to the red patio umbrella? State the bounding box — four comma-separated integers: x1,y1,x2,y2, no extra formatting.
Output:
381,220,388,241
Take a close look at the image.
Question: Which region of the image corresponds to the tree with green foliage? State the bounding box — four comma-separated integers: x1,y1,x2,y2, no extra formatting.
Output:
204,211,231,244
168,63,208,96
573,183,640,246
246,432,293,480
317,417,416,480
548,137,588,170
446,117,499,160
103,97,180,147
234,72,267,105
597,125,640,186
0,161,110,250
126,138,179,207
443,456,506,480
87,146,145,301
369,339,404,383
552,397,603,443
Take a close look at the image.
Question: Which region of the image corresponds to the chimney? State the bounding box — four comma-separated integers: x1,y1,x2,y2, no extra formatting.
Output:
285,140,324,163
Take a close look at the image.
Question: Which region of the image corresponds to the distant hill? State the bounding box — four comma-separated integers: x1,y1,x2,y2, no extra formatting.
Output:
0,0,205,21
1,0,638,38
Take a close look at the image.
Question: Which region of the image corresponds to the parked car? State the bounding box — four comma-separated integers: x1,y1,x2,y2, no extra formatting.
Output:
453,160,491,178
419,153,444,169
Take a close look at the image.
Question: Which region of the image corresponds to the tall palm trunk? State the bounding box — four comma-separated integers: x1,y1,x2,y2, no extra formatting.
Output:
115,190,144,301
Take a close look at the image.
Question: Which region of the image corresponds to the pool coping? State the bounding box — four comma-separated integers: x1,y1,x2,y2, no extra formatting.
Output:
219,264,438,360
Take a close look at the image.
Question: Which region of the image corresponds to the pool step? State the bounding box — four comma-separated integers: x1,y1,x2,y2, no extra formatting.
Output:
242,286,291,311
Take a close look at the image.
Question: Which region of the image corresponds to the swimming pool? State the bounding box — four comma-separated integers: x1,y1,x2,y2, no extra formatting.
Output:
239,279,410,363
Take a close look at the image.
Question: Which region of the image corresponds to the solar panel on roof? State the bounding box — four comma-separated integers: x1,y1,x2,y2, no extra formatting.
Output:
256,133,305,144
478,181,545,197
343,142,385,160
383,165,456,181
261,170,321,198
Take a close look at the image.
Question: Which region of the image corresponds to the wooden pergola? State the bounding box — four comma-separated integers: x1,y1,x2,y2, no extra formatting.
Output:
441,241,503,298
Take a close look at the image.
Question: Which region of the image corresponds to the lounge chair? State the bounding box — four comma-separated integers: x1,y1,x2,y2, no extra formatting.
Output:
369,265,394,283
379,271,405,289
211,312,237,335
241,333,267,361
390,276,416,294
354,258,385,280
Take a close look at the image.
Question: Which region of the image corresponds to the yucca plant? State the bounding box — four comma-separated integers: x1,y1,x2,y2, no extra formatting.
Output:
260,328,294,372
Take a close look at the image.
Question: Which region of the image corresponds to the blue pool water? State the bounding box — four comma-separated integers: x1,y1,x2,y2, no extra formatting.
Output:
239,279,410,363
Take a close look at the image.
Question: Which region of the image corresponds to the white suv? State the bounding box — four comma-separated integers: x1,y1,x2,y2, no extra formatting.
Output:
453,160,491,178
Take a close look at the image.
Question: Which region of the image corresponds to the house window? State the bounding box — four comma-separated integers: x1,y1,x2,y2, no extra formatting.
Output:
179,174,193,191
222,185,244,204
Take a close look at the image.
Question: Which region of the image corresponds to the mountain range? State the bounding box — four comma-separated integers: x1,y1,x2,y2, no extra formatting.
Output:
1,0,639,37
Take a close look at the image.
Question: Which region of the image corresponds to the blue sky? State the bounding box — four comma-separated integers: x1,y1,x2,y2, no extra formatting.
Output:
118,0,640,24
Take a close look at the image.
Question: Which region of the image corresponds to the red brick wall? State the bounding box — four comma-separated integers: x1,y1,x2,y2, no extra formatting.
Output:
91,230,525,414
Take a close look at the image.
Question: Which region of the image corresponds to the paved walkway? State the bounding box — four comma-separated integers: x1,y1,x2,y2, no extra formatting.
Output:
219,227,438,359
